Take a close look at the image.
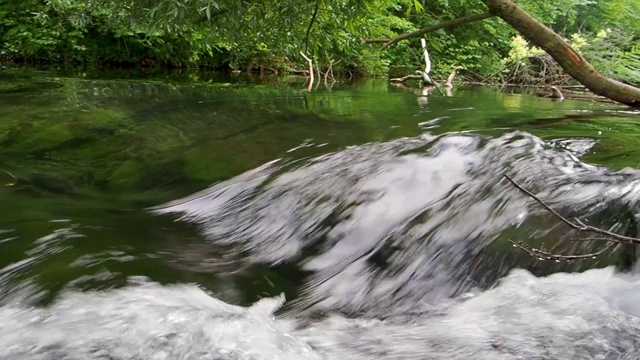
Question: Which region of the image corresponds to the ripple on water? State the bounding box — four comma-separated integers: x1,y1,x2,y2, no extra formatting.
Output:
4,130,640,359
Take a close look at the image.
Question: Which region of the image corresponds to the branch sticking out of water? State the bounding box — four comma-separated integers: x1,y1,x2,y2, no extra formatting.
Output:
300,52,314,91
509,240,616,262
503,174,640,261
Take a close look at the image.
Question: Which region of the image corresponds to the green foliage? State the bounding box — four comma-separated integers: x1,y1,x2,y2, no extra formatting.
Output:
599,0,640,38
0,0,638,81
0,0,85,61
516,0,597,29
580,29,640,85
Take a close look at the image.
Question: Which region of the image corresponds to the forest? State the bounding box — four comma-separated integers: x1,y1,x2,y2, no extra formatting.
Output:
1,0,638,87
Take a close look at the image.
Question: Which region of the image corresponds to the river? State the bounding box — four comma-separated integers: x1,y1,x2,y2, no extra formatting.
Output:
1,68,640,359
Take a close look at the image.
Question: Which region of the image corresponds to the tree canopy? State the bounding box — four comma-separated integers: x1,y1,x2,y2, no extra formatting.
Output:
0,0,638,83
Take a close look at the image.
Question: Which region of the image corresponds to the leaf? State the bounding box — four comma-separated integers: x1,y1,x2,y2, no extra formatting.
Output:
412,0,424,12
430,40,442,52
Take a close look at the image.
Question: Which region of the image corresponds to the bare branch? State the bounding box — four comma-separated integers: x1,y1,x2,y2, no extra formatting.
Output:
300,52,314,91
362,12,494,50
324,59,340,84
503,175,640,246
362,38,389,44
445,66,463,87
509,240,617,262
503,174,640,262
569,237,630,244
421,38,431,75
390,74,423,82
549,86,565,99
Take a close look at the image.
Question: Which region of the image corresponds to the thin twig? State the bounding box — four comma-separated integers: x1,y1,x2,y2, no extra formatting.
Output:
3,169,16,180
3,169,17,187
569,237,630,244
509,240,616,261
504,175,640,245
504,174,640,261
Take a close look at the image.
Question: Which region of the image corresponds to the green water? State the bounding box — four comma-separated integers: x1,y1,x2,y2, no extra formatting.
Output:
1,68,639,307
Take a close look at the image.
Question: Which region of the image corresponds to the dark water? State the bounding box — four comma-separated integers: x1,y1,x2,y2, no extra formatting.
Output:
2,68,640,359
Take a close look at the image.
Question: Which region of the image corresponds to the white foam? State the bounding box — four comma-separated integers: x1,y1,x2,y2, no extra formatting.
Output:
1,267,640,359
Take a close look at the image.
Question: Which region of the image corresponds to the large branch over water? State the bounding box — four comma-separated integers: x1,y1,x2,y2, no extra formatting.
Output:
482,0,640,107
362,12,494,50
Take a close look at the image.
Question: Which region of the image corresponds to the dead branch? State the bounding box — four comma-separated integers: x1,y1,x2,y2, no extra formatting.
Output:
331,59,341,80
390,74,423,82
3,169,17,187
569,237,631,244
562,85,587,90
445,66,463,87
418,39,444,95
300,52,314,91
504,175,640,245
362,12,494,50
504,174,640,262
549,86,564,99
324,59,340,84
287,69,310,75
509,240,616,261
419,38,433,84
363,39,388,44
389,38,434,84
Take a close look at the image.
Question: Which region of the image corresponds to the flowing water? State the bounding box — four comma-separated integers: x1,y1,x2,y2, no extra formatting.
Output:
2,68,640,359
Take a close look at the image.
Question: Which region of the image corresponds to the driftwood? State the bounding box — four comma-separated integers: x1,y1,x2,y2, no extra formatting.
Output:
390,74,423,82
503,174,640,262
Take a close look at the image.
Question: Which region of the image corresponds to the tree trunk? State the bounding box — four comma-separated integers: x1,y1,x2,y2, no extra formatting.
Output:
483,0,640,107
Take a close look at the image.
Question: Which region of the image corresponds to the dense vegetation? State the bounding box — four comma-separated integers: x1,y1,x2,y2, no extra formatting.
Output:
0,0,638,83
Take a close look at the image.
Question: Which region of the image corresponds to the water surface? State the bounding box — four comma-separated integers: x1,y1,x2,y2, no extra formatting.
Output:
1,68,640,358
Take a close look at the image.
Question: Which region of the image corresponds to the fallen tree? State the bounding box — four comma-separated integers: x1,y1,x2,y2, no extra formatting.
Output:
364,0,640,107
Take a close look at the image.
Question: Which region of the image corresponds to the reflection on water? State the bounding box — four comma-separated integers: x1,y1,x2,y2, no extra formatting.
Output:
2,69,640,359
